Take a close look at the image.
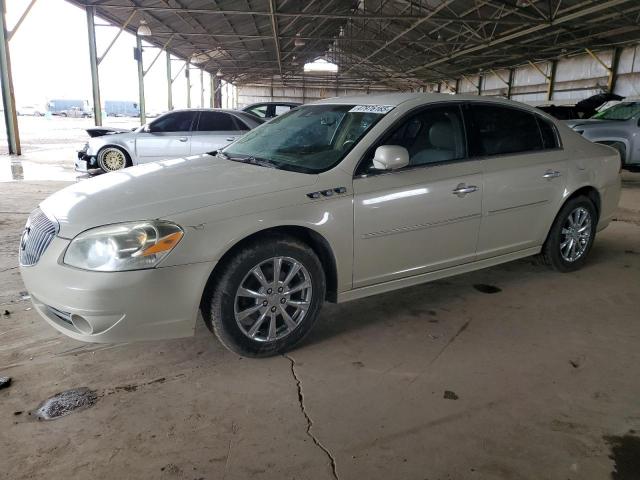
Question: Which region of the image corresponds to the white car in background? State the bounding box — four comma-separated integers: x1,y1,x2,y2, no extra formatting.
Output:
17,105,44,116
76,108,264,173
22,94,620,357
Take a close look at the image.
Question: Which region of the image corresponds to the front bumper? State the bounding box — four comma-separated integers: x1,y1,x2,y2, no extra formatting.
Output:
76,146,98,172
20,236,215,343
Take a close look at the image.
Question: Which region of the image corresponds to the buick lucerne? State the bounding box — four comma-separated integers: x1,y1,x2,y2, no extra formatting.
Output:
20,93,621,357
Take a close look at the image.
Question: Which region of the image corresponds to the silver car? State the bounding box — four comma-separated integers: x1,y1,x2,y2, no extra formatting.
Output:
22,94,620,357
76,109,264,173
567,101,640,168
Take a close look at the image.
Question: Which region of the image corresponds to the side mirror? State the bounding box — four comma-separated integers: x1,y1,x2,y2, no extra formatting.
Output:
372,145,409,170
143,124,152,133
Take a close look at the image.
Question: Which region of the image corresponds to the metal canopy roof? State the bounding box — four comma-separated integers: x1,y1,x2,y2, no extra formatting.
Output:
69,0,640,89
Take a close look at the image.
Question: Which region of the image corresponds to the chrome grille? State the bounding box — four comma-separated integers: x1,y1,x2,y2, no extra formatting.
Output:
18,208,58,267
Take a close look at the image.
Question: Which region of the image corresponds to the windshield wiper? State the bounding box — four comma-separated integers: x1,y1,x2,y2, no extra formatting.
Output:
230,155,280,169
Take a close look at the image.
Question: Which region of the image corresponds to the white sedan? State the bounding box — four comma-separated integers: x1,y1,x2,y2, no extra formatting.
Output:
76,108,264,173
21,93,620,357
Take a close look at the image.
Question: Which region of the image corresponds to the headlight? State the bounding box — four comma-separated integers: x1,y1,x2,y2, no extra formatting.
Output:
64,221,183,272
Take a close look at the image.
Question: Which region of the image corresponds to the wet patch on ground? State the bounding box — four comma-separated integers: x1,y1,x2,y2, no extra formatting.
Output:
604,434,640,480
473,284,502,294
443,390,459,400
32,387,98,420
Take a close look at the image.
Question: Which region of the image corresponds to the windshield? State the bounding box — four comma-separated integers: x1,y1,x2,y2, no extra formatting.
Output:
592,102,640,121
222,104,388,173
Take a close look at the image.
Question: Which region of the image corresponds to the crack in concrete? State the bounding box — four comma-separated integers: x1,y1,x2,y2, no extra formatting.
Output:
284,354,339,480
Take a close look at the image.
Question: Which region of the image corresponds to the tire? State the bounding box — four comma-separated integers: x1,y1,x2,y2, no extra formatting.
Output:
204,235,326,357
541,196,598,272
97,146,131,173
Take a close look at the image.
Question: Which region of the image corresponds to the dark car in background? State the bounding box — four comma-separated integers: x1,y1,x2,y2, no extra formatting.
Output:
242,101,301,119
536,92,624,120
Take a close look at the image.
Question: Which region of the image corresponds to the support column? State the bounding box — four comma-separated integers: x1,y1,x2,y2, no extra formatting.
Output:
209,74,215,108
546,60,557,101
86,6,102,126
0,0,21,155
507,69,514,99
186,66,191,108
165,51,172,111
609,47,621,93
477,75,483,96
200,69,204,108
135,35,146,125
213,75,222,108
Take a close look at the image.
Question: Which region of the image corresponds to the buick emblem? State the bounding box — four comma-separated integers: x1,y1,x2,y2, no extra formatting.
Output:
20,227,30,251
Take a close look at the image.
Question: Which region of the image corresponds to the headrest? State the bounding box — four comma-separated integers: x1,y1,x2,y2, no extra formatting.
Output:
429,121,455,149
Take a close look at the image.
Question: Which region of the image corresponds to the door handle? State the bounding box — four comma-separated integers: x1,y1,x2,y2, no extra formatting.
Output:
226,137,236,142
543,169,561,179
452,183,479,197
178,136,188,142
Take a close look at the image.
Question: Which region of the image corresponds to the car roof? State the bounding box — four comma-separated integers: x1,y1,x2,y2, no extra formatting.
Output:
168,108,246,114
243,101,301,107
311,92,537,110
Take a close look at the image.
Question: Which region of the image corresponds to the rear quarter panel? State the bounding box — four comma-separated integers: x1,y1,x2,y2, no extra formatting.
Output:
560,124,621,229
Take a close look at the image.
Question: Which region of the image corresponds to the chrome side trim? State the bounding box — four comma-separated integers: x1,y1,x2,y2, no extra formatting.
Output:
361,213,481,239
487,199,548,215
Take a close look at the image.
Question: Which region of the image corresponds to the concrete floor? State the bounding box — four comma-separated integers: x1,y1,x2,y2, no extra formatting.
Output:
1,150,640,479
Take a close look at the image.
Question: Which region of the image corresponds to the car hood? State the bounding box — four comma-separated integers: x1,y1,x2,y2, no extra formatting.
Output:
40,154,319,238
565,118,613,129
86,127,136,138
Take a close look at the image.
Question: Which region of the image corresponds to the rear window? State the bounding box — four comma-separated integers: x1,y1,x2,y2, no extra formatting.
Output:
197,112,236,131
537,116,559,149
468,105,543,156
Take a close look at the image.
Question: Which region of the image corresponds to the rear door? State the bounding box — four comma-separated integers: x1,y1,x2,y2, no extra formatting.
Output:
135,111,196,163
190,111,246,154
465,104,568,259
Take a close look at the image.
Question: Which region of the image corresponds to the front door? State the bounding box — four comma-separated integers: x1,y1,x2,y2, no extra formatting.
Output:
135,111,196,163
464,104,568,258
353,104,483,288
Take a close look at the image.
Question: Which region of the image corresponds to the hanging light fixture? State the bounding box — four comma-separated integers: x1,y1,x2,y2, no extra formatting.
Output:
137,19,151,36
294,33,306,47
216,69,224,77
291,55,298,66
190,52,209,64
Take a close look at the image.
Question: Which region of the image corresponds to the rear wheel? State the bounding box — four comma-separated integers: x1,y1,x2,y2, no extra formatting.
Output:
541,196,597,272
204,235,325,357
97,146,131,173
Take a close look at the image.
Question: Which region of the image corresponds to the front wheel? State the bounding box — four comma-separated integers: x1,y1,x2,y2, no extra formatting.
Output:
541,196,597,272
97,146,130,173
204,235,326,357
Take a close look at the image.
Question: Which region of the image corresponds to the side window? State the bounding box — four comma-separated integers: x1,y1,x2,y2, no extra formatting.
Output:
150,111,195,133
197,112,236,131
231,115,251,131
247,105,268,118
357,105,466,174
537,116,559,149
468,105,543,156
274,105,292,116
390,105,466,167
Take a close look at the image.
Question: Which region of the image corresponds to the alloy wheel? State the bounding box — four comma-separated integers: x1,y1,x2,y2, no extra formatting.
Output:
559,206,592,262
234,256,312,342
101,149,126,171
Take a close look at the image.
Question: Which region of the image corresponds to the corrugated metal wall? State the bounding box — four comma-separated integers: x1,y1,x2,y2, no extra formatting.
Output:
237,44,639,106
453,44,639,104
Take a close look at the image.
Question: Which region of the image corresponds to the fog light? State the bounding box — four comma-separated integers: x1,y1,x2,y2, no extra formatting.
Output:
71,314,93,335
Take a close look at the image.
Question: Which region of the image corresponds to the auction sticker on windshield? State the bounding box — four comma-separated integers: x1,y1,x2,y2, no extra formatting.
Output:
349,105,394,114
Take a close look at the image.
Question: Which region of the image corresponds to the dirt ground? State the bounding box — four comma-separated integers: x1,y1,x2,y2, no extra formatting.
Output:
1,149,640,479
